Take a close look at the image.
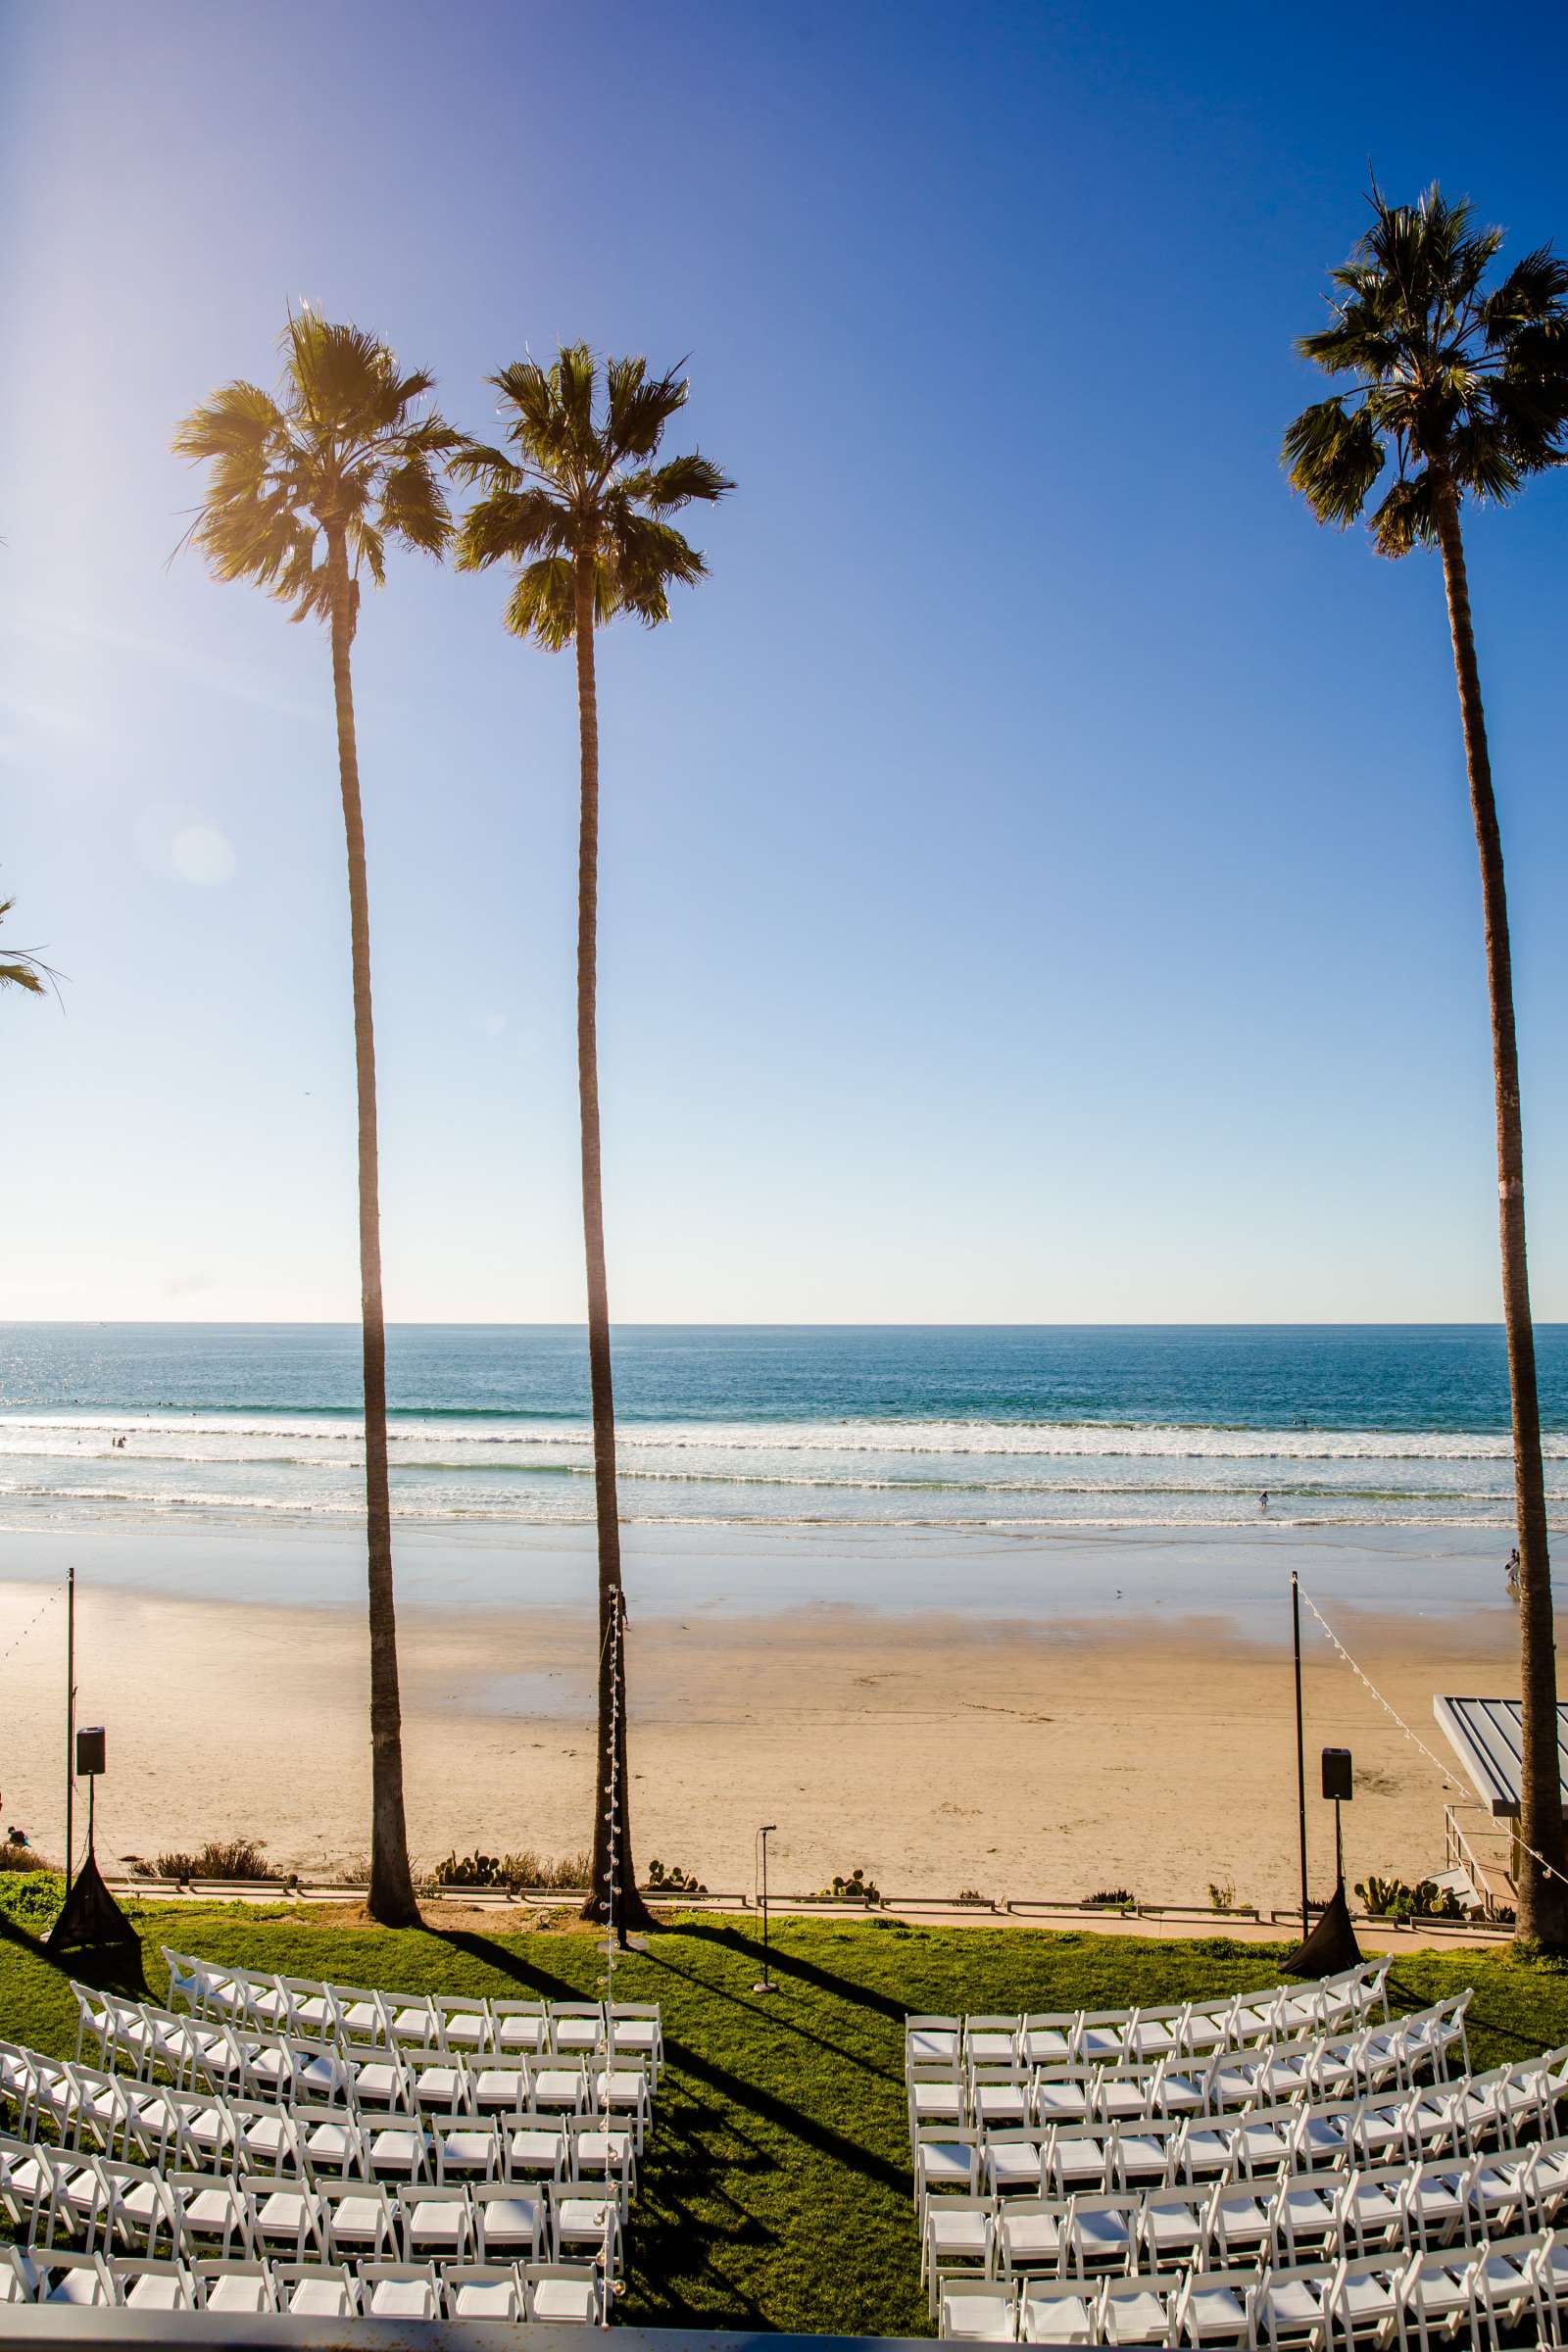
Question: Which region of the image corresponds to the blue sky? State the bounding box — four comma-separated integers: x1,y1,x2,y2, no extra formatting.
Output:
4,0,1567,1323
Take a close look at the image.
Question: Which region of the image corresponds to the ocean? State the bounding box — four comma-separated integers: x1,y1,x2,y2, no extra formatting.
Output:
1,1322,1565,1537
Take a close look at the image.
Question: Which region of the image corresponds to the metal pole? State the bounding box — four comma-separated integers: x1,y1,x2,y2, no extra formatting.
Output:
1292,1571,1308,1938
1335,1797,1344,1899
64,1566,75,1899
754,1824,778,1994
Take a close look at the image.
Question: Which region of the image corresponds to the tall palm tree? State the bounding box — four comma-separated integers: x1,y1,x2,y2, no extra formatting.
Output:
1284,186,1568,1944
455,346,731,1936
173,313,462,1927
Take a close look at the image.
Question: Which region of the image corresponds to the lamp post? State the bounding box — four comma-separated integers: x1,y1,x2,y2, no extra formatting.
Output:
754,1824,778,1995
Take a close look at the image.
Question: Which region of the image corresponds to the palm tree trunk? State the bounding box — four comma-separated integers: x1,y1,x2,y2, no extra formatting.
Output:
1432,475,1565,1946
326,531,419,1930
572,554,653,1940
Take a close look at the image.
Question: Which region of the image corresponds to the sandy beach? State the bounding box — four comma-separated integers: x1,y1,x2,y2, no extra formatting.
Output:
0,1519,1531,1909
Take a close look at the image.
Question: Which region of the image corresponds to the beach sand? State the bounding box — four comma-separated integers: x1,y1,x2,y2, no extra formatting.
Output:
0,1519,1531,1909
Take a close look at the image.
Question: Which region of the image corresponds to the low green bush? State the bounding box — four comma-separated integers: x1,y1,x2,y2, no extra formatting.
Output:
818,1867,880,1902
1356,1873,1467,1922
153,1838,280,1882
428,1847,590,1892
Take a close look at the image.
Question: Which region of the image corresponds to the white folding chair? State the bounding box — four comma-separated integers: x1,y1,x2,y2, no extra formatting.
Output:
318,2179,399,2263
396,2181,474,2263
170,2173,254,2261
924,2193,996,2318
447,2263,524,2321
1140,2187,1212,2274
941,2278,1020,2339
493,2000,551,2056
114,2255,200,2312
917,2126,983,2218
608,2000,663,2077
242,2180,326,2262
507,2111,569,2184
1017,2276,1097,2343
549,2181,624,2267
1330,2251,1406,2348
34,2249,117,2306
1100,2273,1184,2346
473,2180,548,2265
997,2197,1063,2282
1401,2245,1481,2352
1059,2192,1140,2278
1253,2260,1335,2351
970,2017,1025,2068
524,2259,607,2324
1174,2268,1256,2347
192,2257,278,2314
360,2259,441,2318
987,2130,1049,2198
0,2246,37,2305
274,2262,361,2319
549,2001,607,2060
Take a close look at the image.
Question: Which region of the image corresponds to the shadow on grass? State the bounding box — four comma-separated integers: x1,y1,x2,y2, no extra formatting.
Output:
672,1919,910,2027
424,1928,583,2000
644,1944,904,2085
667,2034,910,2198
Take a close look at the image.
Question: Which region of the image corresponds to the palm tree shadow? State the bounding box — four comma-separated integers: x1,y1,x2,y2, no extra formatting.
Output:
424,1928,583,1999
672,1919,909,2025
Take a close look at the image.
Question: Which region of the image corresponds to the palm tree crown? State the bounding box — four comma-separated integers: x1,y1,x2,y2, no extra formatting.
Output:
452,344,732,624
1283,184,1568,551
172,311,462,625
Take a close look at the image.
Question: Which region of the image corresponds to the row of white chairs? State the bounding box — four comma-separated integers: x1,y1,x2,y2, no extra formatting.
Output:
1,2051,634,2188
914,2052,1568,2214
918,2147,1568,2309
910,2003,1473,2142
65,2000,653,2134
908,1967,1392,2077
0,2133,624,2268
0,2243,608,2326
936,2230,1568,2346
163,1947,662,2072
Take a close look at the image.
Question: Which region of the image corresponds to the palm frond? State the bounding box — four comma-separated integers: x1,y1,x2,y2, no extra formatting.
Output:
1281,398,1384,524
505,556,578,649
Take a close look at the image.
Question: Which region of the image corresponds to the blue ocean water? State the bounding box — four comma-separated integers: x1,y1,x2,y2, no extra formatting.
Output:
0,1322,1564,1534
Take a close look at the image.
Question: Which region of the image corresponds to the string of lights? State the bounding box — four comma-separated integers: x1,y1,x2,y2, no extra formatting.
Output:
0,1586,59,1671
597,1588,625,2321
1297,1579,1568,1894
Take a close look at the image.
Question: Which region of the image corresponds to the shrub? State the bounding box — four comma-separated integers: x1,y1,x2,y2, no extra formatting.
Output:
1208,1881,1237,1911
955,1888,990,1906
155,1838,279,1882
0,1843,58,1876
429,1848,590,1893
646,1858,708,1893
1355,1873,1467,1922
819,1867,880,1903
1084,1887,1136,1908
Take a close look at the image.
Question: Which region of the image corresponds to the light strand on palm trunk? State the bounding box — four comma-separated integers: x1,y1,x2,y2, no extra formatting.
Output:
597,1586,624,2320
1297,1581,1568,1893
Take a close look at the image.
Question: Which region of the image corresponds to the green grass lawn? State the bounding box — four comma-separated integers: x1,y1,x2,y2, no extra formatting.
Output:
4,1878,1568,2335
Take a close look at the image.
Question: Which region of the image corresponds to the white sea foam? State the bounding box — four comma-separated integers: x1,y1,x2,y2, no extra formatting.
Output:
0,1407,1561,1532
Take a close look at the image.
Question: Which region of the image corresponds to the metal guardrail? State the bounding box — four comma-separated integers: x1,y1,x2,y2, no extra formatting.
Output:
0,2313,912,2351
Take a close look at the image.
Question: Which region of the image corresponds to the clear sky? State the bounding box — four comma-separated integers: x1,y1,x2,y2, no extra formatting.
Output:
4,0,1567,1325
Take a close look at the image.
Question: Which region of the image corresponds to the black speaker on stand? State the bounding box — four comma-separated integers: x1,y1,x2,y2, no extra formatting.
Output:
1282,1746,1363,1979
46,1727,136,1956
